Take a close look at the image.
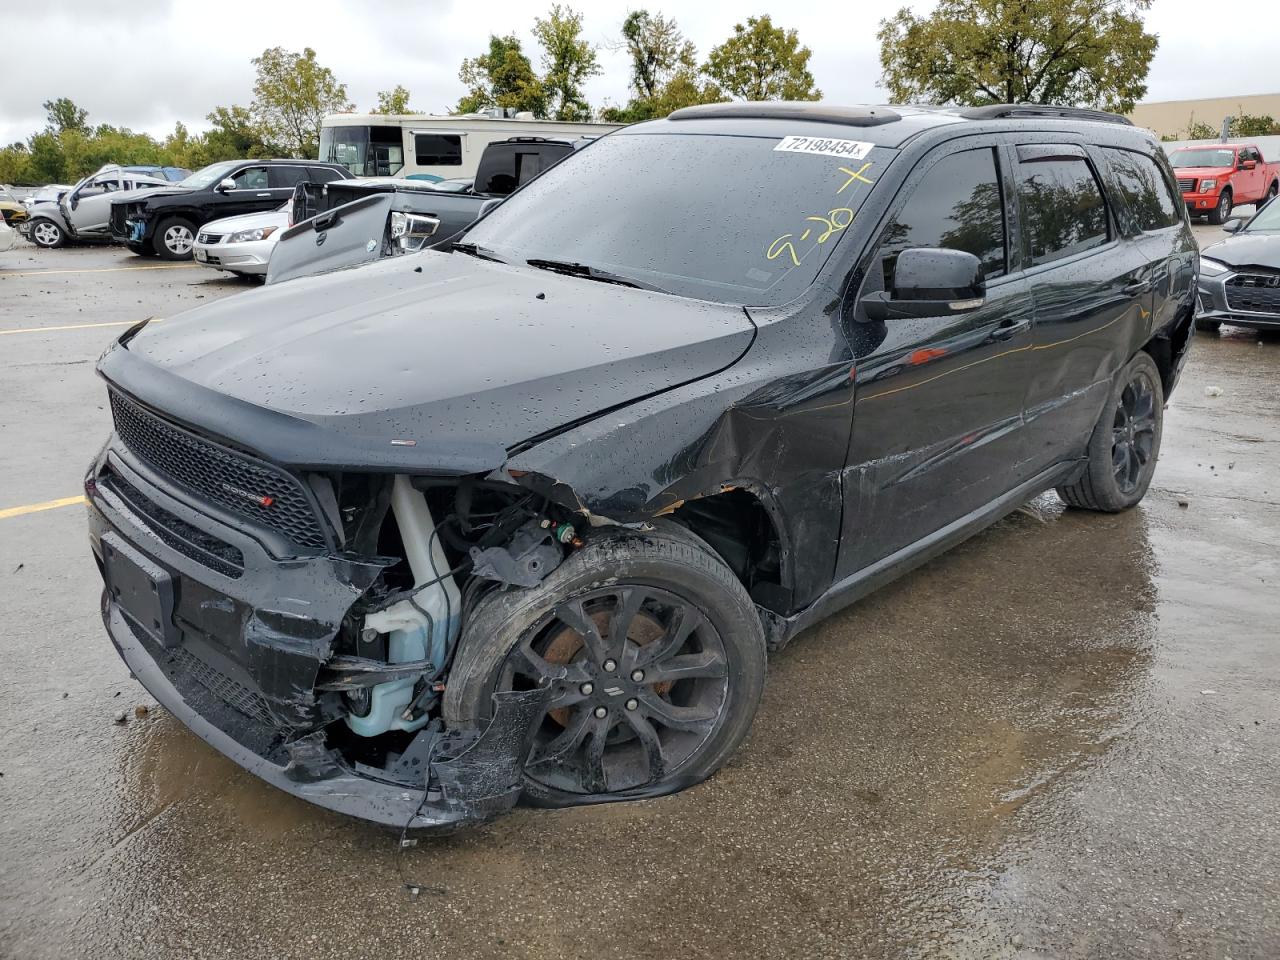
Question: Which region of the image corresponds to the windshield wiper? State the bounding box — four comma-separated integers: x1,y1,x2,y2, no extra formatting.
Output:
525,258,668,293
452,241,507,263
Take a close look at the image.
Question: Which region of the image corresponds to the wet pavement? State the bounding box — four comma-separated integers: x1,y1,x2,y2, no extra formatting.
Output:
2,238,1277,959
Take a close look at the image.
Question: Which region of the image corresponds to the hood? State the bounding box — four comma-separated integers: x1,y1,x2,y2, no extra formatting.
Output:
109,251,755,461
1173,165,1233,176
202,208,289,233
1201,231,1280,270
117,186,190,207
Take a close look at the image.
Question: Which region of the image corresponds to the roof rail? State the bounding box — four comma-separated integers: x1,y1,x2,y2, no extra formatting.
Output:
669,102,901,127
959,104,1133,126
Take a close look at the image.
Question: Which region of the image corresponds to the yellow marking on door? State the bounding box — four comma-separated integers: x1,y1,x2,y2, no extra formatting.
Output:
0,495,86,520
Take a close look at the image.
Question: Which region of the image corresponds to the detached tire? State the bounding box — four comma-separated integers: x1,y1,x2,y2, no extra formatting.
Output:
443,524,766,807
1056,351,1164,512
152,216,196,260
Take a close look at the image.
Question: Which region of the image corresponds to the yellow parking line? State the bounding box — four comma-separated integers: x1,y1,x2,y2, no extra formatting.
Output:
1,317,164,336
1,264,198,278
0,495,86,520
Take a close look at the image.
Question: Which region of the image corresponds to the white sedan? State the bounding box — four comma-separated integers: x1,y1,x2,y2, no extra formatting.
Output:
192,204,290,278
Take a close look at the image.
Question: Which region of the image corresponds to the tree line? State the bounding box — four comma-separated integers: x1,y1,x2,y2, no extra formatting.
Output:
0,0,1159,185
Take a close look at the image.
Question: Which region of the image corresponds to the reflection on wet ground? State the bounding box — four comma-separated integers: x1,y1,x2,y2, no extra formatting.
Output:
1,246,1277,958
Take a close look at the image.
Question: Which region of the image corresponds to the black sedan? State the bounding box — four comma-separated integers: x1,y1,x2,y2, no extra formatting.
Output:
1197,197,1280,332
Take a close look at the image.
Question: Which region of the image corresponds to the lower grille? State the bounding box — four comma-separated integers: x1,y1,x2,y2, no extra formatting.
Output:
174,647,274,726
109,391,327,550
1177,177,1196,193
101,467,244,577
109,204,129,239
1226,273,1280,314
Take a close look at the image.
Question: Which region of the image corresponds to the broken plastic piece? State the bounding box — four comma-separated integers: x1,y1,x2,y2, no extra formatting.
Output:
470,522,563,588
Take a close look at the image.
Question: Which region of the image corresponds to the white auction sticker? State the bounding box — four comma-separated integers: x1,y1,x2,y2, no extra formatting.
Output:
773,135,874,160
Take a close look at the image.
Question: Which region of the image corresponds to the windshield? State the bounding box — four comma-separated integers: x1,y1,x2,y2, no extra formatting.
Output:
175,160,243,190
460,131,893,305
1245,198,1280,232
1168,148,1235,168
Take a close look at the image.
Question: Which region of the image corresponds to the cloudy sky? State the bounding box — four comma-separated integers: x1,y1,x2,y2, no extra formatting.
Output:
1,0,1273,147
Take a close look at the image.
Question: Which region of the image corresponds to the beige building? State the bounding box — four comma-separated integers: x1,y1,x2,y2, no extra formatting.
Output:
1127,93,1280,139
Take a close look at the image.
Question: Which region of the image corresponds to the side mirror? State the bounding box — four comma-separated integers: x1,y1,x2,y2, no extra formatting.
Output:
1222,218,1244,233
1242,160,1257,171
217,178,237,192
862,248,986,321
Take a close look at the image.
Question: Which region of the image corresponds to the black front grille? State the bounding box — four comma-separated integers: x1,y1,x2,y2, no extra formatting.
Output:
109,391,327,550
109,204,128,240
1226,273,1280,314
1177,177,1196,193
101,466,244,577
197,232,222,244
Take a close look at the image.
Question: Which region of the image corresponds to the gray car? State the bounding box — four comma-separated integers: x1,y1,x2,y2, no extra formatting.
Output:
1196,196,1280,332
23,165,170,249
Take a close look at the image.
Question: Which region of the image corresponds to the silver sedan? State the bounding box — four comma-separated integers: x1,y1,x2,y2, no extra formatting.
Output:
192,204,290,277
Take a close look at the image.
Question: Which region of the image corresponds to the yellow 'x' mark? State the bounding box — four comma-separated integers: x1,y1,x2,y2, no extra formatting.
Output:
837,163,875,193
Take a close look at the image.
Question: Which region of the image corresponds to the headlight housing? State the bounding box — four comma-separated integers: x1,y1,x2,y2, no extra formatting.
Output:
1198,256,1229,276
389,211,441,253
1199,179,1217,192
227,226,277,243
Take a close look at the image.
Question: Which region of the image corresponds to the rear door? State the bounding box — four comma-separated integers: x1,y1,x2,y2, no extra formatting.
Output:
1013,143,1154,473
838,139,1038,577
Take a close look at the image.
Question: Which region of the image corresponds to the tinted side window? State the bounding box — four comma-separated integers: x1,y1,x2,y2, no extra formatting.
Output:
1102,148,1180,231
879,147,1007,281
1017,157,1109,266
269,166,310,189
414,134,462,166
307,166,346,184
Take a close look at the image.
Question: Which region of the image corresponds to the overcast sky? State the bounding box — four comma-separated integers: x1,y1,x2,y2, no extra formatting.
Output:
1,0,1273,147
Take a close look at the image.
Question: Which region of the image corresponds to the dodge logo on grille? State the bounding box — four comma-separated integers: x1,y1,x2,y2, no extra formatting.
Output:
221,483,275,508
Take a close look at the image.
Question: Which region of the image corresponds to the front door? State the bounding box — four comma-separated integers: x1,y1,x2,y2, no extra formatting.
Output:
65,174,122,236
837,141,1036,578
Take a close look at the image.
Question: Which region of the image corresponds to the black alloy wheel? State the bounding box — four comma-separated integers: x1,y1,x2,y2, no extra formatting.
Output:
1111,371,1158,495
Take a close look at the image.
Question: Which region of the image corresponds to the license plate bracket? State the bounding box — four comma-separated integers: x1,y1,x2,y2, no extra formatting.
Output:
102,533,179,648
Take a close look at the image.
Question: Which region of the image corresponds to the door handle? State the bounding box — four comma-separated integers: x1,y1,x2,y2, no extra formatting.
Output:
992,318,1030,341
256,192,272,197
1123,279,1151,295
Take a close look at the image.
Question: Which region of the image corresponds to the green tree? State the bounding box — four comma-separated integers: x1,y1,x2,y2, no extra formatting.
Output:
0,143,33,184
601,10,722,122
372,85,414,114
457,35,547,116
43,97,90,134
877,0,1157,113
532,4,600,121
250,46,353,158
203,105,273,161
704,15,820,101
1230,112,1280,136
1184,118,1216,140
26,131,67,183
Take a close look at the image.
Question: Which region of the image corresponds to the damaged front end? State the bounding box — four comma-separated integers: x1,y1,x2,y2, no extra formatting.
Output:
88,391,587,830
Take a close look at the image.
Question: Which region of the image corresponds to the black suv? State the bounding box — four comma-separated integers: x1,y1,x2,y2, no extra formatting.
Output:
88,103,1196,830
110,158,350,259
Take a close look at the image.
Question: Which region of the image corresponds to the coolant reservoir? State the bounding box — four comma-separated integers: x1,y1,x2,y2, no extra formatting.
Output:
346,475,461,737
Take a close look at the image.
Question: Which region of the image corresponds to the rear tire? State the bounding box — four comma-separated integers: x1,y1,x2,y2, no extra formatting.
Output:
1267,181,1278,204
1208,189,1232,225
1056,352,1164,512
152,216,196,260
29,218,66,249
443,524,767,807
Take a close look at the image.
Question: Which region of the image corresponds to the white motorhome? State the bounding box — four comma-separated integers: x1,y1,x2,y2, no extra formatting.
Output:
318,110,622,180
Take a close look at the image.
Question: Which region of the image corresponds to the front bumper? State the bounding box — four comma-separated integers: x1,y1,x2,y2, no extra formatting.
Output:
193,237,277,275
1183,192,1221,212
1197,271,1280,330
87,441,550,830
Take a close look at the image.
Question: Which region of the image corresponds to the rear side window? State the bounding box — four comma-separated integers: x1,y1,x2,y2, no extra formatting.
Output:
1102,148,1181,231
1016,157,1109,266
307,166,346,183
878,147,1007,281
269,166,310,189
414,134,463,166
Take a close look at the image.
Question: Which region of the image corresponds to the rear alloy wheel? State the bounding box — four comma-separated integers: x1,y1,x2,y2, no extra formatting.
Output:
1268,181,1279,203
1056,351,1164,512
1208,189,1232,225
153,217,196,260
444,525,766,806
29,218,66,249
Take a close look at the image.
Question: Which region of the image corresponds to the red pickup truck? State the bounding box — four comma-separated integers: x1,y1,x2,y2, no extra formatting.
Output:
1167,143,1280,224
